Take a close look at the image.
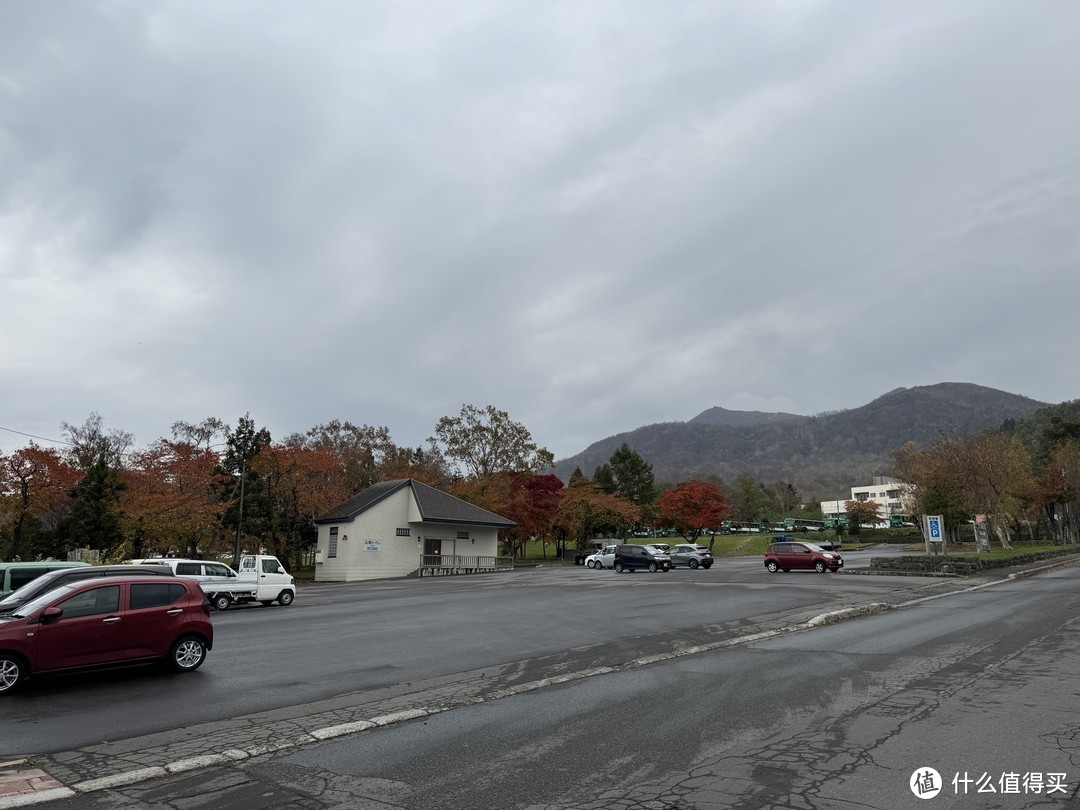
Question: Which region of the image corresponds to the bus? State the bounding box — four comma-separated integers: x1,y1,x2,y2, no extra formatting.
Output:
721,521,765,535
783,518,827,532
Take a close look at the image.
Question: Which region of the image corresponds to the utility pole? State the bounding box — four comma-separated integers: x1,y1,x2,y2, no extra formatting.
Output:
234,456,246,566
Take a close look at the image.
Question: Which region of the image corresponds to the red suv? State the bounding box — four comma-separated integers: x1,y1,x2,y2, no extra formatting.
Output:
0,576,213,694
764,541,843,573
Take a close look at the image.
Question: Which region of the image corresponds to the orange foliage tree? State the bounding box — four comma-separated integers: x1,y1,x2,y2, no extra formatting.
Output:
449,472,564,557
0,445,81,559
653,480,730,547
551,479,639,557
122,440,228,559
252,442,352,570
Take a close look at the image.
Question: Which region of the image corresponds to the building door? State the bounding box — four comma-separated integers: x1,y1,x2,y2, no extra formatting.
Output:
424,538,440,557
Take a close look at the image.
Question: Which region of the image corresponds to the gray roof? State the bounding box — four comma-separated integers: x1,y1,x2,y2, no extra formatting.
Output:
315,479,516,528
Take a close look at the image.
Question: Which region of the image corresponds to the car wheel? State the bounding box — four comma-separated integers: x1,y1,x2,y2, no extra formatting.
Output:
814,561,827,573
766,560,779,573
648,562,658,573
169,637,207,672
0,654,27,694
211,594,231,612
614,561,624,572
277,590,295,606
688,558,699,569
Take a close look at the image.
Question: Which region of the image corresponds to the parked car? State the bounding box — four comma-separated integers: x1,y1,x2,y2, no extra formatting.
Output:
647,543,671,554
613,544,671,573
0,561,91,599
764,541,844,573
0,564,175,616
667,544,714,569
585,545,617,569
0,576,214,694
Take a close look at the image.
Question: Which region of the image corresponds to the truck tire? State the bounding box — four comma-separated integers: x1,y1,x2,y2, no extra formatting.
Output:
277,590,294,606
211,594,231,612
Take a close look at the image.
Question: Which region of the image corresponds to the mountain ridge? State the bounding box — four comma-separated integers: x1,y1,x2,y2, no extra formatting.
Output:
553,383,1050,497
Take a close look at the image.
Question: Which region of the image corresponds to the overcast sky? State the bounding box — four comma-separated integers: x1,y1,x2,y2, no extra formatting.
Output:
2,0,1078,462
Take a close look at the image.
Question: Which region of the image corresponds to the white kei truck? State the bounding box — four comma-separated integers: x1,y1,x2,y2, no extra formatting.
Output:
135,555,295,611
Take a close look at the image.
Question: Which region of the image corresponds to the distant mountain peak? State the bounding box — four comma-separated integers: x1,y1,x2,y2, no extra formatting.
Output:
689,405,803,428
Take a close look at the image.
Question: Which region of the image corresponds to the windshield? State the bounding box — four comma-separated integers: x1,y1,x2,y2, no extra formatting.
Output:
8,582,79,618
0,573,63,609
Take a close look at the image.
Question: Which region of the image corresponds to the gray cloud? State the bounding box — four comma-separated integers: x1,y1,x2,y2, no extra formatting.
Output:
2,0,1078,460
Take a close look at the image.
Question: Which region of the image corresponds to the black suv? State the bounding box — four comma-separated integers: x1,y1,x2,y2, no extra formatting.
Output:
613,545,671,573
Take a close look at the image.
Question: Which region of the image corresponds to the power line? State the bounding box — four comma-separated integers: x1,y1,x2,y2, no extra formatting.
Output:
0,425,72,447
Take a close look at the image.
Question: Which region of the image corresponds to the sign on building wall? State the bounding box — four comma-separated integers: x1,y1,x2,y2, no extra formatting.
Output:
364,539,381,552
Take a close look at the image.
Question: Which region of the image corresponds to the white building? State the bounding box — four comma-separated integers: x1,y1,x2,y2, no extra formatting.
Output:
821,477,912,524
314,479,516,582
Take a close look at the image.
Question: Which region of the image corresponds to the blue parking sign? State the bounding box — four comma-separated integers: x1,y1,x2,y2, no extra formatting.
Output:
928,517,941,539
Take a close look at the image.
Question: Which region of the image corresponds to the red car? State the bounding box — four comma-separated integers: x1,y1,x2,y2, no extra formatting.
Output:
764,541,844,573
0,576,213,694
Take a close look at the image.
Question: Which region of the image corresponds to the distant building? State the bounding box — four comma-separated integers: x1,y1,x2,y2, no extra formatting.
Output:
821,476,912,524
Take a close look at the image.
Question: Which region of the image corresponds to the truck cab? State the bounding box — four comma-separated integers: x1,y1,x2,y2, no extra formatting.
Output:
235,554,295,608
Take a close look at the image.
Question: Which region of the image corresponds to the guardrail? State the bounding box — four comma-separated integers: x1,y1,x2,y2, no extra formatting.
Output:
417,555,514,577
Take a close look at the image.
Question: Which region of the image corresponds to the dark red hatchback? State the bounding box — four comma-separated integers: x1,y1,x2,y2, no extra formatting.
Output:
764,541,844,573
0,576,213,694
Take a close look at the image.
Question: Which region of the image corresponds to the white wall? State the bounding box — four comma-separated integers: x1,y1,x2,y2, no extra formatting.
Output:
315,487,504,582
316,487,421,582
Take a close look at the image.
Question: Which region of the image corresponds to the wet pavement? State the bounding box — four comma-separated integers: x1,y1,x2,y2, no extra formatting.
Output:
3,554,1077,807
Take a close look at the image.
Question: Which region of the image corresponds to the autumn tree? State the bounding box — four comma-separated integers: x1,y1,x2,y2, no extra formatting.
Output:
61,412,134,471
122,439,226,559
844,500,881,536
550,478,638,557
170,417,228,450
302,421,447,493
653,480,730,547
431,404,554,479
766,481,802,516
252,442,351,571
893,437,970,541
0,446,80,559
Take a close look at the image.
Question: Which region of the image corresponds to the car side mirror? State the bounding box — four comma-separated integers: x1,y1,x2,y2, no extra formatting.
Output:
39,606,64,623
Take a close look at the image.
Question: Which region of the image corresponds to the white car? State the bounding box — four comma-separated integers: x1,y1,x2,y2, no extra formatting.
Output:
585,545,617,569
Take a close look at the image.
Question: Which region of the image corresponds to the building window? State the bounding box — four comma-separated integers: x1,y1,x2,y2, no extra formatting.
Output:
456,530,469,540
396,528,411,537
329,527,338,559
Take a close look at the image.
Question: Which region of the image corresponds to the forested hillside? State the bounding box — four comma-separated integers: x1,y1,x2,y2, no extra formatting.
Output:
554,383,1048,497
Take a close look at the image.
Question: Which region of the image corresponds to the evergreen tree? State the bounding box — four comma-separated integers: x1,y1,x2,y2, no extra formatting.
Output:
63,456,127,558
